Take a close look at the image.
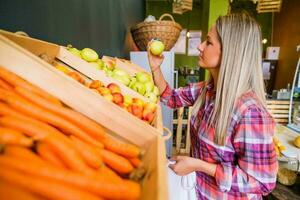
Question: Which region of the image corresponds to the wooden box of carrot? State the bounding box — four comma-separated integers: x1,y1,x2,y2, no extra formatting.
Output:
0,32,168,199
0,29,166,138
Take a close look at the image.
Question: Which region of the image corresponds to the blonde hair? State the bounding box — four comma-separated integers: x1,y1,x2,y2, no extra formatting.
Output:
210,12,266,145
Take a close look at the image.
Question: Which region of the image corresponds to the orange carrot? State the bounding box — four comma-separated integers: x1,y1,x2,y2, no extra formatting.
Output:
70,135,103,169
102,136,141,158
0,181,43,200
0,78,13,90
0,127,33,147
4,146,44,164
0,155,141,200
0,91,103,148
0,167,103,200
97,165,123,182
129,157,142,168
0,102,33,121
99,148,134,174
36,142,67,168
15,86,107,141
0,115,93,174
0,67,62,106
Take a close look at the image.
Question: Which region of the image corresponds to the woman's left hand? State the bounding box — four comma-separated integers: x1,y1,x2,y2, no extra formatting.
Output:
169,156,198,176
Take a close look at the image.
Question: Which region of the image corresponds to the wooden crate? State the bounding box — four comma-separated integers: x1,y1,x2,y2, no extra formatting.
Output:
0,32,168,199
0,30,164,136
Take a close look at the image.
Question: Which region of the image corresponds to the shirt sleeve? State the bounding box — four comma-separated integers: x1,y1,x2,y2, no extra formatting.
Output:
214,105,278,194
160,82,206,109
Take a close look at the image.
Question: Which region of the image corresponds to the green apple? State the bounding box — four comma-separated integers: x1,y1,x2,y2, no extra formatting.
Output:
131,82,146,95
112,69,130,78
153,86,159,96
150,40,165,56
81,48,99,62
68,47,82,58
123,95,133,107
144,81,154,93
96,59,105,69
89,62,102,70
136,72,150,83
145,92,158,103
129,77,137,88
112,74,131,86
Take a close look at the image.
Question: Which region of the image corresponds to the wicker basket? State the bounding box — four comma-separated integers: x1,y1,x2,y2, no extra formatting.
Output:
131,13,182,51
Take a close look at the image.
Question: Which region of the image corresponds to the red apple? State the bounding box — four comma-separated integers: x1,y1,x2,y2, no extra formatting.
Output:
143,102,157,113
97,87,111,95
142,109,155,123
107,83,121,94
132,98,144,108
131,103,143,119
89,80,103,89
112,92,124,104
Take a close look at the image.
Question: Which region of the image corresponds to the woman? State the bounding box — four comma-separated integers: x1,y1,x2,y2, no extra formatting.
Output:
148,12,278,199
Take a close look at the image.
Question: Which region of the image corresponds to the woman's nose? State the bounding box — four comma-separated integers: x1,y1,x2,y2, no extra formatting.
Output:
198,42,204,52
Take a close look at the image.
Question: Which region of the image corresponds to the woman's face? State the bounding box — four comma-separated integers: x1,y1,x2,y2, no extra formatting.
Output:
198,25,222,69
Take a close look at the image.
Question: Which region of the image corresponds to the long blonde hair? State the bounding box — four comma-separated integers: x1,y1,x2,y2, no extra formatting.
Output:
210,12,266,145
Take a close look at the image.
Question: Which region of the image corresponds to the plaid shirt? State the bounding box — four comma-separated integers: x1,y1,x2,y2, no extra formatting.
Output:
161,82,278,200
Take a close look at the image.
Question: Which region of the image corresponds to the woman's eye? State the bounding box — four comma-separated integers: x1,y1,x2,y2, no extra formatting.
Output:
206,41,211,45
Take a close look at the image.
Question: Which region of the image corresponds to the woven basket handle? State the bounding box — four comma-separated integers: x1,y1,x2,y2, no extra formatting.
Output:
159,13,175,24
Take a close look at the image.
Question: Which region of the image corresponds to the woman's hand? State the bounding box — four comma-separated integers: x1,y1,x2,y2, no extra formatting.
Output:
169,155,217,177
169,156,198,176
147,41,164,71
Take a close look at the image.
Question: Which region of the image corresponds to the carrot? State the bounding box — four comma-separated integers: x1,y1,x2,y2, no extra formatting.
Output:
0,102,33,121
102,136,141,158
4,146,44,165
70,135,103,169
129,157,142,168
0,67,62,106
0,78,13,90
0,167,103,200
36,142,67,168
0,115,93,174
0,127,33,147
0,181,43,200
0,155,141,199
0,91,103,148
15,86,107,141
97,165,123,182
99,148,134,174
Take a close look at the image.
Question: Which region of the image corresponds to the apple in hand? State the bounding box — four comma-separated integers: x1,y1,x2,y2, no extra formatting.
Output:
150,40,165,56
107,83,121,93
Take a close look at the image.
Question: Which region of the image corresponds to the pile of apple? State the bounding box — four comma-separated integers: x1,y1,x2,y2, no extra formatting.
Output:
89,80,157,124
54,65,157,125
66,45,159,103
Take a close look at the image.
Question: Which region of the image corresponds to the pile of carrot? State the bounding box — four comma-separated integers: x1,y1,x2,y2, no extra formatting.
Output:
0,67,144,200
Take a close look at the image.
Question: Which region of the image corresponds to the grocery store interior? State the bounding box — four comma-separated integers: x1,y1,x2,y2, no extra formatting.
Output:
0,0,300,199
